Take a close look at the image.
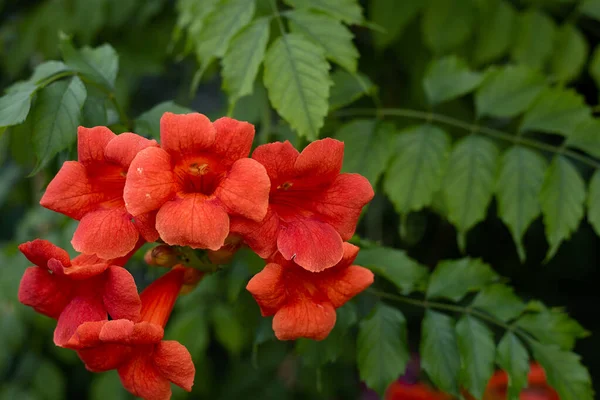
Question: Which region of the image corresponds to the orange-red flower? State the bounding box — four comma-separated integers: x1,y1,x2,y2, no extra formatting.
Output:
123,113,270,251
40,127,159,259
65,267,194,400
18,239,141,346
246,242,374,340
231,139,374,272
475,362,559,400
386,381,453,400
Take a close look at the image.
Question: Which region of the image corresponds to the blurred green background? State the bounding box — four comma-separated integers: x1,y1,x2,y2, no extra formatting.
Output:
1,0,600,399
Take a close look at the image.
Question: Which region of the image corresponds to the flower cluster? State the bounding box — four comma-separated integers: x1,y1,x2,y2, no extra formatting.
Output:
18,112,374,399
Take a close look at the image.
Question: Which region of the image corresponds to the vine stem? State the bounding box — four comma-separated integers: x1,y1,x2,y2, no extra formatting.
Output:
336,108,600,170
367,288,531,341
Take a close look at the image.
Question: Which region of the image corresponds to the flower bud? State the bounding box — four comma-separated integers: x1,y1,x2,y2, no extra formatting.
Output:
180,267,205,295
206,235,243,265
144,245,179,267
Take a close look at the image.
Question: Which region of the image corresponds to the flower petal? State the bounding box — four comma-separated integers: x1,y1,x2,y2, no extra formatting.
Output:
156,195,229,250
216,158,270,221
154,341,195,392
103,266,141,321
104,132,159,168
212,117,254,163
40,161,101,220
18,239,71,269
18,267,71,318
251,141,299,183
294,138,344,183
118,354,172,400
139,267,186,327
246,263,286,316
130,322,164,344
160,112,215,157
77,126,115,166
78,344,133,372
313,173,374,240
124,147,176,216
54,295,107,346
272,296,336,340
49,257,108,279
317,265,374,308
65,320,105,348
71,207,140,260
99,319,136,342
277,218,344,272
230,209,280,258
132,211,160,242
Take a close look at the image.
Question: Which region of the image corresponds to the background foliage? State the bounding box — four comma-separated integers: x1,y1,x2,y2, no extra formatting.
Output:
1,0,600,399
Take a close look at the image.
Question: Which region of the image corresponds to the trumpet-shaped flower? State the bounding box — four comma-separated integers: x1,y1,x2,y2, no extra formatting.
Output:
66,267,194,400
231,139,374,272
123,113,270,251
40,127,160,259
18,239,141,346
246,243,373,340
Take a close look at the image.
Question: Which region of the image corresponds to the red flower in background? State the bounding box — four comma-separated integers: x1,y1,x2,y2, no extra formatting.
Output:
18,239,141,346
386,381,453,400
246,242,373,340
40,127,159,259
66,267,194,400
123,113,270,250
475,362,559,400
232,139,374,272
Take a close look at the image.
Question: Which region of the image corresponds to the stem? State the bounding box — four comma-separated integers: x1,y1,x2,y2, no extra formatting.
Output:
176,247,219,273
367,288,529,340
335,108,600,170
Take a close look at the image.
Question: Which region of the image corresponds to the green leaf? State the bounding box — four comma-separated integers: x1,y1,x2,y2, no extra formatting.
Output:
497,332,530,400
370,0,424,50
496,146,547,261
296,303,357,366
423,56,483,105
222,17,270,107
422,0,475,54
510,10,556,70
329,70,375,111
31,361,65,400
288,10,358,73
426,258,498,302
472,0,517,66
588,170,600,237
566,119,600,159
29,61,71,84
550,24,588,83
81,88,108,127
420,310,460,395
135,101,194,139
60,39,119,90
167,311,210,360
0,83,36,128
589,45,600,93
384,124,450,214
580,0,600,21
357,303,409,397
539,156,586,261
456,315,495,400
263,33,331,140
195,0,256,67
472,284,526,322
442,135,499,248
32,77,87,173
520,88,591,137
355,246,429,295
516,306,589,350
336,119,396,184
211,303,244,355
283,0,363,25
90,371,127,400
530,342,594,400
475,65,545,118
